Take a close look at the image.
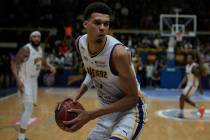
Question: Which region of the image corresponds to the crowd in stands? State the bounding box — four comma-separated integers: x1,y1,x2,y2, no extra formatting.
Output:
0,0,210,89
0,30,210,89
1,0,210,30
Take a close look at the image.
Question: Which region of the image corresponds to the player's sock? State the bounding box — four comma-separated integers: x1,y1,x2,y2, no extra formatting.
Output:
18,133,25,140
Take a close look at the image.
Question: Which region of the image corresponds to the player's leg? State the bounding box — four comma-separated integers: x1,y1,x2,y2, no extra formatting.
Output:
87,114,116,140
184,86,206,118
179,86,191,118
18,102,34,140
110,100,146,140
184,86,198,107
179,94,185,117
33,79,38,106
179,94,186,118
185,97,197,107
18,80,34,140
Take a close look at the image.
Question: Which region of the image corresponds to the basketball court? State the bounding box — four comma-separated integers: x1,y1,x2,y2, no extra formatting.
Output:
0,88,209,140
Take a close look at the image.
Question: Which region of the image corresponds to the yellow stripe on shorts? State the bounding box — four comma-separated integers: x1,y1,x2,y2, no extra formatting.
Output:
111,133,129,140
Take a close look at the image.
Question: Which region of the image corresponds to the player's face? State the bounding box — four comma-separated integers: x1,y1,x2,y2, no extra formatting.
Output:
187,55,193,64
84,13,110,42
30,35,41,47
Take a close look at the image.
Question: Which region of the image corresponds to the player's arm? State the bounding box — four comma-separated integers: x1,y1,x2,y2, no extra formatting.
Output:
72,36,93,101
73,73,93,101
88,45,139,118
177,74,187,89
64,45,140,132
192,66,204,94
41,54,56,75
11,47,29,93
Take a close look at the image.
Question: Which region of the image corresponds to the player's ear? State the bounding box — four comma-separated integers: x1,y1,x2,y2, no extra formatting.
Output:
83,20,88,29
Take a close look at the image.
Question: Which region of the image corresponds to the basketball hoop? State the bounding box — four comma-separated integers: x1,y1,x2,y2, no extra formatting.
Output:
176,32,184,41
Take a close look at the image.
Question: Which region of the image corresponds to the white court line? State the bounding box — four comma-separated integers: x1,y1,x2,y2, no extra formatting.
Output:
0,93,17,101
156,108,210,122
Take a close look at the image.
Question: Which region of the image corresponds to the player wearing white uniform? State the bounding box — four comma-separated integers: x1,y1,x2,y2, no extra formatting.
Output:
63,2,147,140
178,54,205,118
11,31,56,140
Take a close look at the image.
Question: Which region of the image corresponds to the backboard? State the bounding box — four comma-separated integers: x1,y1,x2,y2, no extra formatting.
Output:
160,13,197,40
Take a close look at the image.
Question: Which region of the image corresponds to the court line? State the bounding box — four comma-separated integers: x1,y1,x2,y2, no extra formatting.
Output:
0,93,16,101
156,108,210,122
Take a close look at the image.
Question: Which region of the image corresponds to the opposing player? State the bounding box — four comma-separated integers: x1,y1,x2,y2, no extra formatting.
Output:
177,53,205,118
11,31,56,140
64,2,148,140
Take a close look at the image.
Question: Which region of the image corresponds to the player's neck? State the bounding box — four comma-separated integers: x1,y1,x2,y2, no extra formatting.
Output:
189,62,193,65
87,37,107,56
32,46,39,51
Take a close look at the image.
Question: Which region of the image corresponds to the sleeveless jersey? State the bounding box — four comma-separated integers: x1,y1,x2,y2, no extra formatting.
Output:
78,34,141,104
19,43,43,81
186,62,199,87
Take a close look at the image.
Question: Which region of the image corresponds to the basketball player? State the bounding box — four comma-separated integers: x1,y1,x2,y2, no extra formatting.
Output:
177,53,205,118
11,31,56,140
64,2,148,140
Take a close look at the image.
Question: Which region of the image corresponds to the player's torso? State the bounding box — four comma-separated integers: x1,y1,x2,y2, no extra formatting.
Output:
186,62,199,87
19,43,43,81
79,35,132,104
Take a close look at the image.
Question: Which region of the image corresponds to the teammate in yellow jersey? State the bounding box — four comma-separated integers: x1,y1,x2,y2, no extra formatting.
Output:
178,53,205,119
11,31,56,140
64,2,148,140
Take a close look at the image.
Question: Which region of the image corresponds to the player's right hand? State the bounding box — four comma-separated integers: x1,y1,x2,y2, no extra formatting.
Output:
17,79,24,94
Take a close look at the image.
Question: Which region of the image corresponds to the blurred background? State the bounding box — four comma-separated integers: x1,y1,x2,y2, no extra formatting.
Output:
0,0,210,97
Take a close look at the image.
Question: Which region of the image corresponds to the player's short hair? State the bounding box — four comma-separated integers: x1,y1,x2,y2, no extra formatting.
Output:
84,2,112,20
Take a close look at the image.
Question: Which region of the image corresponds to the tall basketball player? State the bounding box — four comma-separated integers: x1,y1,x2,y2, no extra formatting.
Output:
177,53,205,118
64,2,148,140
11,31,56,140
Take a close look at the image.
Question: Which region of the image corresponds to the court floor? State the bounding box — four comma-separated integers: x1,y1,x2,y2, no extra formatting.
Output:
0,88,210,140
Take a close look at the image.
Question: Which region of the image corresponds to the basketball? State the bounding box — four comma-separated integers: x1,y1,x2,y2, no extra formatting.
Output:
55,98,84,131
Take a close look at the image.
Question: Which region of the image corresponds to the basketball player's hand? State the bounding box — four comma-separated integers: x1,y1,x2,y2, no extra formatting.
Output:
17,79,24,94
63,109,91,132
49,66,56,75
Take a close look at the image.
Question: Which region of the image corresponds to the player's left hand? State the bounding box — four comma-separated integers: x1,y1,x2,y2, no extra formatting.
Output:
63,109,92,132
49,66,56,75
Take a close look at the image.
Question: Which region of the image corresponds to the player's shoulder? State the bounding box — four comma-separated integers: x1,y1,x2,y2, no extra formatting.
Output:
18,43,30,54
78,34,87,43
106,35,122,45
112,44,129,61
75,34,87,47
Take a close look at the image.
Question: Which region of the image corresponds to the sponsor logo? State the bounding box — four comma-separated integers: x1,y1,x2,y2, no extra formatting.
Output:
95,60,107,68
86,67,107,78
